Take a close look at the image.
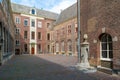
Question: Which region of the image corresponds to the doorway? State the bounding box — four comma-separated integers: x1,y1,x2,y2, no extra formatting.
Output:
15,49,20,55
31,47,34,54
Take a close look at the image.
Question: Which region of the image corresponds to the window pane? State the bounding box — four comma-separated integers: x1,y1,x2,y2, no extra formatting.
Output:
109,43,113,50
108,36,112,42
24,31,27,39
101,36,107,42
24,44,27,52
102,51,107,58
109,51,113,58
24,20,28,26
47,33,50,40
32,9,35,14
38,32,41,39
31,20,35,27
102,43,107,50
31,32,35,39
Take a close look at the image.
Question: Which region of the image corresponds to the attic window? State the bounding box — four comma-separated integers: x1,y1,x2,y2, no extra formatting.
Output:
31,9,35,15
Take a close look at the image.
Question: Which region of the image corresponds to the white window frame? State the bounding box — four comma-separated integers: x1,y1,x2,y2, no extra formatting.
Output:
30,8,36,15
24,19,28,26
100,34,113,61
38,32,42,40
31,19,35,27
38,21,42,28
31,31,35,40
16,40,20,45
15,28,20,35
15,17,20,24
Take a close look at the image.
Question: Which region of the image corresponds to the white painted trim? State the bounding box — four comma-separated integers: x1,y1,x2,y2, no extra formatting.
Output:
15,16,21,24
100,58,113,61
21,14,44,20
30,16,37,55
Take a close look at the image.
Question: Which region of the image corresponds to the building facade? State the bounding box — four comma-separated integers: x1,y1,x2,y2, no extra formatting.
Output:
11,0,120,73
0,0,15,65
80,0,120,73
11,3,58,55
52,0,120,73
52,3,78,56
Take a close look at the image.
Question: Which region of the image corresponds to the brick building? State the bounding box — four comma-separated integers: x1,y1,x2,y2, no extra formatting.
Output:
80,0,120,73
52,0,120,73
52,3,77,56
0,0,15,65
11,3,58,55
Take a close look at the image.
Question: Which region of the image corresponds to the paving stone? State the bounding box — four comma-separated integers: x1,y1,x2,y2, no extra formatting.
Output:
0,54,119,80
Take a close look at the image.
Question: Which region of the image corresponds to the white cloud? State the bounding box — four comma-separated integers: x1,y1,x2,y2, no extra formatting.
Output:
11,0,77,13
49,0,77,13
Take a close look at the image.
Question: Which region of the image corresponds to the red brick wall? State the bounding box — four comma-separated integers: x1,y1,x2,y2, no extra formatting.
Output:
81,0,120,69
36,19,46,54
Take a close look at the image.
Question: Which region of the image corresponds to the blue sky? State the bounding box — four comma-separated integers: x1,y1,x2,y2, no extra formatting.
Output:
11,0,77,13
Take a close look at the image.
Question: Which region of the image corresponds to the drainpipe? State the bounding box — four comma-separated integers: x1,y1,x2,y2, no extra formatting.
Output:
77,0,81,63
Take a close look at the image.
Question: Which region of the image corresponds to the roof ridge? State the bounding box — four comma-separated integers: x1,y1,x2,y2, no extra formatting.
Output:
11,3,59,15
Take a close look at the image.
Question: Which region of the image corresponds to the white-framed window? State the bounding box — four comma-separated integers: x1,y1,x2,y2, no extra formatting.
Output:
31,8,36,15
15,40,20,45
67,25,71,35
31,19,35,27
15,28,20,35
24,19,28,26
47,23,51,28
31,31,35,40
100,33,113,61
15,17,20,24
38,21,42,28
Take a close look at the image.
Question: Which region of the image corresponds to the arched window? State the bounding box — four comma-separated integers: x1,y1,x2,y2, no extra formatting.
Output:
67,40,72,51
56,43,59,52
61,41,64,51
100,33,113,60
31,9,35,15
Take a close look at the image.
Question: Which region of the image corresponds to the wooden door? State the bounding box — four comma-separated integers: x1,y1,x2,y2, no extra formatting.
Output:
31,47,34,54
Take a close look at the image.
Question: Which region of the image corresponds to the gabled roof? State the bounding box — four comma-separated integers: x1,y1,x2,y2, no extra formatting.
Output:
11,3,59,20
55,3,77,25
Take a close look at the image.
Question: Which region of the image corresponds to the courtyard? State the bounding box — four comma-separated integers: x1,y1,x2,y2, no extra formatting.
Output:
0,54,120,80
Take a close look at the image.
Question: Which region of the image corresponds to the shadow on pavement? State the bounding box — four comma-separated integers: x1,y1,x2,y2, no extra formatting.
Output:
0,55,97,80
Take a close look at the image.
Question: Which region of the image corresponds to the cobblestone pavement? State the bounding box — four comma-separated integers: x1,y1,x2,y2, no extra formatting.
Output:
0,54,119,80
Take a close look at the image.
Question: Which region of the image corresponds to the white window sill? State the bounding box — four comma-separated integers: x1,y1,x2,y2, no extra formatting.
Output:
100,58,113,61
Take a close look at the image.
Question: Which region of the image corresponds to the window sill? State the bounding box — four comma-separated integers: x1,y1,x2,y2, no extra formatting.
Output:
100,58,113,61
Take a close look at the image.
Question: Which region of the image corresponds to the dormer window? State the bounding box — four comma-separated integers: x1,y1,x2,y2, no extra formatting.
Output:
31,9,36,15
